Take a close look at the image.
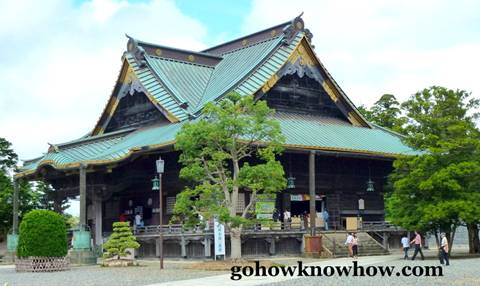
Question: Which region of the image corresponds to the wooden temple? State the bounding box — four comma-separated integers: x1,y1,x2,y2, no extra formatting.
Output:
14,15,413,258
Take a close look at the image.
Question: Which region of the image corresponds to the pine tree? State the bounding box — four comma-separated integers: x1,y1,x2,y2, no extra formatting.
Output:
103,222,140,259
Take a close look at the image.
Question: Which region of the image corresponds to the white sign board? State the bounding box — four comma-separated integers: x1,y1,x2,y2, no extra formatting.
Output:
358,199,365,210
213,218,225,256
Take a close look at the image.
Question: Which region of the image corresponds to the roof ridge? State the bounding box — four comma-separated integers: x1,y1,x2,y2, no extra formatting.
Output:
218,36,283,56
148,55,215,69
135,38,222,59
202,21,290,53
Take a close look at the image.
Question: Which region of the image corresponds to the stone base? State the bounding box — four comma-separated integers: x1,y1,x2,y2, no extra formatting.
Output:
68,249,97,265
102,258,138,267
3,251,16,264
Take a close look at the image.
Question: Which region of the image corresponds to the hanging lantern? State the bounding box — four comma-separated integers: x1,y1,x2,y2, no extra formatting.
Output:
286,176,296,189
151,176,160,191
366,178,375,192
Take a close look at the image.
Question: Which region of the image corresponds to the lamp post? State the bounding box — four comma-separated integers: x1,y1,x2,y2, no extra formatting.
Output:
152,156,164,269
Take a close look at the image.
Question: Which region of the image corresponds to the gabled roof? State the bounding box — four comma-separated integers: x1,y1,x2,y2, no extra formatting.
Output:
18,14,416,178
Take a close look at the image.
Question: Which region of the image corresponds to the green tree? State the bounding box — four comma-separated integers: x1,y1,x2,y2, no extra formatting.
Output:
386,86,480,253
0,137,42,236
17,209,68,257
173,93,286,259
103,221,140,259
358,94,406,133
0,137,17,172
36,181,69,213
0,175,40,235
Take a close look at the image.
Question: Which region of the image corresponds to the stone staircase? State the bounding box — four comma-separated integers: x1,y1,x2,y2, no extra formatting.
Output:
321,232,389,257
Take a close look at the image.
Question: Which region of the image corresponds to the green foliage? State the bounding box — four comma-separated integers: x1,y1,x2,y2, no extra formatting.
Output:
173,93,286,230
0,137,17,172
358,94,407,133
36,181,70,213
386,86,480,239
401,86,479,149
0,176,40,235
103,222,140,259
17,209,68,257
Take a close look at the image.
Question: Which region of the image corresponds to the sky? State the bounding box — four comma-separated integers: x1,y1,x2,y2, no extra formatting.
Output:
1,0,480,214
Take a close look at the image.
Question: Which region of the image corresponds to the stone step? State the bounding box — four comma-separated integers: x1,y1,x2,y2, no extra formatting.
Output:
321,232,388,257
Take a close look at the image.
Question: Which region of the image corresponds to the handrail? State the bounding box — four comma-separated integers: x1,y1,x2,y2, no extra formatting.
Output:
134,221,313,235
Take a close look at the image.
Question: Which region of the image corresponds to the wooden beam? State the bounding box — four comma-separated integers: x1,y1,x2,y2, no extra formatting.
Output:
79,164,87,229
309,150,316,236
12,179,19,234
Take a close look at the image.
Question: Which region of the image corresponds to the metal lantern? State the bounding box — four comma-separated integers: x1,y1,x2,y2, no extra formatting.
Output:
286,176,296,189
366,178,375,192
151,176,160,191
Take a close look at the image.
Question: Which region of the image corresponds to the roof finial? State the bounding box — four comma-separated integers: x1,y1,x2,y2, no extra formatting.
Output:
125,34,146,67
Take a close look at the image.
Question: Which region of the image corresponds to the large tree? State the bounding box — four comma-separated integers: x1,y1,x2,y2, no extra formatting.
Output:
173,93,286,259
386,86,480,253
0,137,42,236
358,94,406,133
37,181,70,214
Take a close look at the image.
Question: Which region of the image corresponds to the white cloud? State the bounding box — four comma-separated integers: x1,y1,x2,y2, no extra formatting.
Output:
0,0,208,161
243,0,480,107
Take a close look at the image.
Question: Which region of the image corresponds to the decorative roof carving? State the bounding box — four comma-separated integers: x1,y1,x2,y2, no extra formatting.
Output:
126,34,146,67
283,13,313,45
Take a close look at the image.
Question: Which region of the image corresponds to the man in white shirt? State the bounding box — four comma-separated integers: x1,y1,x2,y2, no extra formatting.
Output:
283,209,291,229
401,234,410,260
135,213,143,228
345,233,354,257
439,233,450,266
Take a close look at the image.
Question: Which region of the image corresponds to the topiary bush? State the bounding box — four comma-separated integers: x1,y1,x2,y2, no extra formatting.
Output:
103,222,140,260
17,210,68,258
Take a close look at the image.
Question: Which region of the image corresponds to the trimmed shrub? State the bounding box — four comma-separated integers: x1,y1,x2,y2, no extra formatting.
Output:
17,210,68,257
103,222,140,259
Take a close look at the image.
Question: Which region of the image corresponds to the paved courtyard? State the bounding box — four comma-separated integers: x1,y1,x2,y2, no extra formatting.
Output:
1,254,479,286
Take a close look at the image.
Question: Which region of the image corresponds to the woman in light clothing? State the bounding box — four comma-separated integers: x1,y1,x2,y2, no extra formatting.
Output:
351,233,359,259
345,233,354,257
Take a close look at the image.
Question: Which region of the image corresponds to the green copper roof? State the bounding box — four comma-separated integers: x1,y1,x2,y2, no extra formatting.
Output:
196,36,285,111
19,17,417,177
274,113,415,155
21,112,415,174
146,56,214,111
126,54,190,121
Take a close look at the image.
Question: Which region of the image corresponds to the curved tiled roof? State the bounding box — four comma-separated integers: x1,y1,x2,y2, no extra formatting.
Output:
18,15,417,177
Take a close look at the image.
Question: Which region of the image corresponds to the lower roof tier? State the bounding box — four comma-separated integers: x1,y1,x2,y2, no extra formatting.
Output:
18,113,416,177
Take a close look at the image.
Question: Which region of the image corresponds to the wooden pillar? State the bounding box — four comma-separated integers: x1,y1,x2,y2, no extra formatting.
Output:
12,179,19,234
79,164,87,230
309,150,316,236
268,237,276,255
181,235,187,258
93,194,103,246
203,236,211,257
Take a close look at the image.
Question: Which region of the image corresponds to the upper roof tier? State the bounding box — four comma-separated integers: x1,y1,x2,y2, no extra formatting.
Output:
17,14,417,177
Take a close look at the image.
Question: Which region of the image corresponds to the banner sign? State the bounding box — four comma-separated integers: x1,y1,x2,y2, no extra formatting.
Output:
213,218,225,256
290,194,324,201
255,194,276,219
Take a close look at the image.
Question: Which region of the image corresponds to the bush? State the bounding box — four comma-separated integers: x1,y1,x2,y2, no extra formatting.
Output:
103,222,140,259
17,210,68,257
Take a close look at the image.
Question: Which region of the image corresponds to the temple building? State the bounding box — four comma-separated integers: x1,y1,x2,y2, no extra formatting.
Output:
14,15,413,258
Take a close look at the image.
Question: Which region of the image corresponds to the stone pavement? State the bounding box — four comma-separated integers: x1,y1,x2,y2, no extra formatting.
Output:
2,253,479,286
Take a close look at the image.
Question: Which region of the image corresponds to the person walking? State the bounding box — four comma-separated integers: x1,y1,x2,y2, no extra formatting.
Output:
345,232,354,257
323,209,329,231
401,234,410,260
439,233,450,266
283,209,291,229
411,231,425,261
352,233,359,259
